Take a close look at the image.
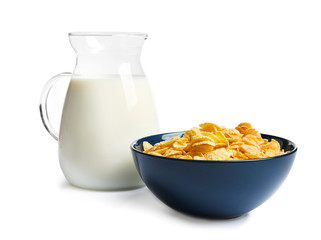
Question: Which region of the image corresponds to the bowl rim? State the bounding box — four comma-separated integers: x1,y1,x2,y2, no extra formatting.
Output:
130,131,297,163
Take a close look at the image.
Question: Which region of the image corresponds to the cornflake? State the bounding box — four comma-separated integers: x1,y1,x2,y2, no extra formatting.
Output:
143,122,287,160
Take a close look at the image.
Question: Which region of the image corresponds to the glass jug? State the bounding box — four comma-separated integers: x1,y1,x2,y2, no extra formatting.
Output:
40,32,159,190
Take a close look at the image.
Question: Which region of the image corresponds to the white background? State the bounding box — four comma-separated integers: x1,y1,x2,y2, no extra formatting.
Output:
0,0,320,239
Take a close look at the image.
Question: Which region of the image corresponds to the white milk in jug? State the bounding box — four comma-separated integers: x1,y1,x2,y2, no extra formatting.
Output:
58,74,159,190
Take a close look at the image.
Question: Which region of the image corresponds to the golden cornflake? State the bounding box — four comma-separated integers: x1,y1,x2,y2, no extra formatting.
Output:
143,141,153,152
142,122,287,160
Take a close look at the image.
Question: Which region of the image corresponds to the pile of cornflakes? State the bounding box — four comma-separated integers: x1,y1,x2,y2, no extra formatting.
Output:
142,122,286,160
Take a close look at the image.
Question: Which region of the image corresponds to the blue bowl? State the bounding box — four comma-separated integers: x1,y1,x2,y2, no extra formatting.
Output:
131,132,297,218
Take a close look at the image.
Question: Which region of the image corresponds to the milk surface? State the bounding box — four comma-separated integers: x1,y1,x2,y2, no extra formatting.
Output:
58,75,158,190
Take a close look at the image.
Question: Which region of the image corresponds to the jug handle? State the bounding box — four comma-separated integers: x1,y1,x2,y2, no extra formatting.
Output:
39,72,72,141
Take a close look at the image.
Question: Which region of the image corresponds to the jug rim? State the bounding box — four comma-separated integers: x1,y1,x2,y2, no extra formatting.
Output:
69,32,148,38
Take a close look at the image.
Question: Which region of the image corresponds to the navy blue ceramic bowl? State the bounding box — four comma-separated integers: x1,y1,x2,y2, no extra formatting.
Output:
131,132,297,218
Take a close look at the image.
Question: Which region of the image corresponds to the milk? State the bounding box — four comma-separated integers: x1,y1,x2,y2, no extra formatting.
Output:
58,75,159,190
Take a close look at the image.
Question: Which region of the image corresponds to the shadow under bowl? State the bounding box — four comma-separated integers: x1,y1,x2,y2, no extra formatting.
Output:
131,132,297,219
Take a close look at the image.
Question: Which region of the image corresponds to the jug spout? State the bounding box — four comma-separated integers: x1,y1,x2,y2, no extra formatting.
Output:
69,32,147,76
69,32,147,55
